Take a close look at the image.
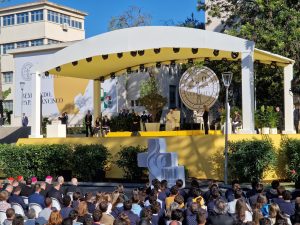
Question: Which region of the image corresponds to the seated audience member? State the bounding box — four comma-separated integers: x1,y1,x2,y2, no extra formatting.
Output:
169,209,184,225
25,209,37,225
166,186,179,209
234,199,252,223
131,191,142,216
111,194,125,218
228,189,245,214
115,212,131,225
122,200,140,225
291,198,300,224
196,210,207,225
29,184,45,208
99,201,115,225
65,178,81,195
20,178,34,197
225,180,241,203
31,177,38,186
292,178,300,200
277,190,295,216
62,218,73,225
268,203,290,225
249,183,264,208
186,188,205,209
85,192,96,214
266,180,280,201
0,191,11,212
176,180,187,201
68,210,79,224
151,201,164,225
12,215,24,225
77,201,90,223
206,187,225,214
159,180,170,201
140,208,152,222
174,195,185,209
45,176,53,194
246,179,259,199
8,186,26,210
4,185,13,196
60,195,73,219
71,192,81,209
272,186,285,205
40,182,47,197
203,182,220,203
206,199,234,225
92,209,102,225
183,203,202,225
36,197,53,225
47,182,63,205
47,210,63,225
3,208,15,225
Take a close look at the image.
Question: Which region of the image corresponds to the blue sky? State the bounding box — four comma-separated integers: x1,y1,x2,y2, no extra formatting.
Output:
1,0,204,37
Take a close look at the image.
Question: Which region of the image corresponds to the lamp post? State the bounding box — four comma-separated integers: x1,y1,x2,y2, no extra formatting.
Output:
20,82,25,120
222,72,233,185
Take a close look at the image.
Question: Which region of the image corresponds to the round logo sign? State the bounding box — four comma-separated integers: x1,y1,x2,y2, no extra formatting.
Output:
21,62,33,81
179,66,220,111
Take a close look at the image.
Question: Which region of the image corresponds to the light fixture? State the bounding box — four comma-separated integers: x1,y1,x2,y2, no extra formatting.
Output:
192,48,198,54
213,49,219,56
20,81,25,90
72,61,78,66
204,57,210,64
102,55,108,60
154,48,161,54
138,50,144,56
44,71,49,77
188,58,194,65
56,66,61,72
222,58,228,63
156,62,161,68
139,64,145,71
170,60,176,67
110,73,116,79
117,53,123,58
173,48,180,53
100,76,105,83
127,68,132,74
86,57,92,62
130,51,137,57
231,52,239,59
222,72,233,88
270,61,277,69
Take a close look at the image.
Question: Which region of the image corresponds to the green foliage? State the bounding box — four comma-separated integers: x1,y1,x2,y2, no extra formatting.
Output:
2,88,11,100
67,127,85,135
255,106,278,128
228,139,275,182
116,145,147,180
41,117,51,135
280,138,300,181
72,145,111,181
109,116,132,132
178,13,204,29
139,77,167,122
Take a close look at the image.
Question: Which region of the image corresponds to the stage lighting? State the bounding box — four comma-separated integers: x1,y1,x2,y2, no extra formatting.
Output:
156,62,162,68
204,57,210,64
130,51,137,57
231,52,239,59
45,71,49,77
72,61,78,66
270,61,277,69
117,53,123,58
138,50,145,56
188,58,194,65
192,48,198,54
213,49,219,56
173,48,180,53
100,76,105,83
110,73,116,79
222,58,228,63
102,55,108,60
86,57,92,62
56,66,61,72
127,68,132,74
139,64,145,71
170,60,176,67
154,48,161,54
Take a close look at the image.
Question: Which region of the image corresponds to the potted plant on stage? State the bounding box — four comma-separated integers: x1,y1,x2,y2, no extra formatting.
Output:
138,75,167,131
255,105,270,134
267,106,278,134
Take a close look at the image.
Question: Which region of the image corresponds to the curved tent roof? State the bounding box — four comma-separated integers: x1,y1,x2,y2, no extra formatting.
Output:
37,26,294,80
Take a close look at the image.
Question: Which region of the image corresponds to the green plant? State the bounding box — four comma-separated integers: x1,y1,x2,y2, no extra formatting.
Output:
110,115,132,132
255,105,277,128
116,145,147,180
280,138,300,181
228,138,275,182
72,144,111,181
42,117,51,135
138,76,167,122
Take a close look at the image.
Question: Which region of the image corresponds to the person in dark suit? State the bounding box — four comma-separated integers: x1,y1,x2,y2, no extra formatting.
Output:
22,113,29,127
8,186,26,210
47,182,63,205
294,107,300,133
203,105,209,135
20,178,34,197
85,110,93,137
65,178,81,195
276,106,284,134
28,184,45,208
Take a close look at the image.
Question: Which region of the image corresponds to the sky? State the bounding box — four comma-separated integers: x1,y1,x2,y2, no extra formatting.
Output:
1,0,205,38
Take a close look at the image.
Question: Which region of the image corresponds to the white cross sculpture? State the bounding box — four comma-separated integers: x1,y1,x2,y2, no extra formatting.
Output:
138,138,185,188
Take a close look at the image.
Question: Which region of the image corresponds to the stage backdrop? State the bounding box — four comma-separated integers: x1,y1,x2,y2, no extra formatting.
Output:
14,50,117,125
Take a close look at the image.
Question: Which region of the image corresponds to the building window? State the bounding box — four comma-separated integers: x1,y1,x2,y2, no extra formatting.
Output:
17,12,29,24
2,43,15,54
60,14,70,25
71,20,82,29
3,14,15,26
16,41,29,48
31,10,43,22
47,10,59,23
3,100,13,112
2,72,13,84
169,85,177,109
48,39,60,45
31,39,43,46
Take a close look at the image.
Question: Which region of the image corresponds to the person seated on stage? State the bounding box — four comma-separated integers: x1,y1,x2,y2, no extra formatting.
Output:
232,111,242,134
93,117,101,137
166,109,176,131
102,115,110,136
140,111,149,131
131,112,141,136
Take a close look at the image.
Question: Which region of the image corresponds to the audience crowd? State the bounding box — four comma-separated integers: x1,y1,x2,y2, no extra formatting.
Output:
1,176,300,225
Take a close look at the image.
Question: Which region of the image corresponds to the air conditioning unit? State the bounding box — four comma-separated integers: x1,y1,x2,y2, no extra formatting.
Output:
62,23,68,31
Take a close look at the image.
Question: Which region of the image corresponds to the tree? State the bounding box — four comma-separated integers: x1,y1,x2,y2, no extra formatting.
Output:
178,13,205,29
108,6,151,31
197,0,300,108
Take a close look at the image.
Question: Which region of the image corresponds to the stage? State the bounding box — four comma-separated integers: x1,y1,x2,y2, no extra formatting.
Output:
17,131,300,181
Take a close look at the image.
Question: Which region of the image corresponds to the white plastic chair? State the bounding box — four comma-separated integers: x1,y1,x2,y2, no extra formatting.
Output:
0,211,7,225
29,203,43,218
21,196,29,205
51,198,61,211
11,203,25,216
66,192,73,201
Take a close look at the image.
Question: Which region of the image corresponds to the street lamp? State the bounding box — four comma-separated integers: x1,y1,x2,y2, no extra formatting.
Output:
20,82,25,120
222,72,233,185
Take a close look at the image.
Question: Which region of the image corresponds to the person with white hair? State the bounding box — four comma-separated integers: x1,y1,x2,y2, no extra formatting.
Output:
206,199,234,225
65,178,82,195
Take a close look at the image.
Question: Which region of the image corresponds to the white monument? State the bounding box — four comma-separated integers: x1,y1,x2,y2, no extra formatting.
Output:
138,138,185,188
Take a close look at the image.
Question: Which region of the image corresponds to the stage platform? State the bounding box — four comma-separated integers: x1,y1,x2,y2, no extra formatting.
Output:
17,133,300,181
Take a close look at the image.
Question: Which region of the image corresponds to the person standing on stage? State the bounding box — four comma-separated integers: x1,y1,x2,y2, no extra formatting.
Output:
59,112,68,134
131,112,141,136
203,105,209,135
276,106,284,134
294,106,300,133
22,113,29,127
140,111,148,131
85,110,93,137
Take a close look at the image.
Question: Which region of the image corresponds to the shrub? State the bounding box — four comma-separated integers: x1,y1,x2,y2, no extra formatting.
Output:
72,144,111,181
116,145,147,180
228,139,275,182
110,116,132,132
280,138,300,181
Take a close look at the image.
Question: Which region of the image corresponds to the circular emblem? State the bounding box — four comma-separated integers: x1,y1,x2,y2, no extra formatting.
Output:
179,66,220,111
21,62,33,81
